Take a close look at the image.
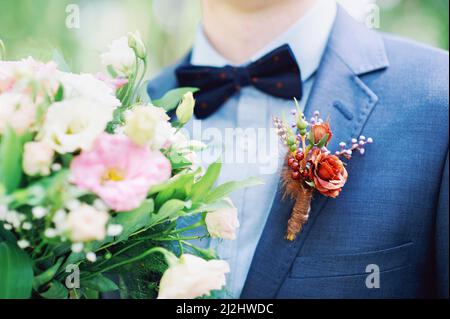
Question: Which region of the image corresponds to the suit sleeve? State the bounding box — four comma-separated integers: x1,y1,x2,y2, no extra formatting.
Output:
436,151,449,298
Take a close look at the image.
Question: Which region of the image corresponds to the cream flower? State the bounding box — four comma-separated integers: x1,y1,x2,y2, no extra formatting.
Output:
170,131,206,170
157,254,230,299
0,92,36,135
40,98,113,154
100,37,136,77
127,31,146,59
59,72,120,109
66,204,109,242
176,92,195,124
22,141,54,176
205,198,240,240
124,104,175,150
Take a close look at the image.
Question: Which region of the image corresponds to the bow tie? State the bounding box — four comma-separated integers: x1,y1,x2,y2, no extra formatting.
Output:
175,44,303,119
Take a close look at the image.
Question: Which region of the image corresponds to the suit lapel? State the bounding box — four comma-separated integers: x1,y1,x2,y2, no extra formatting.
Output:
240,6,389,298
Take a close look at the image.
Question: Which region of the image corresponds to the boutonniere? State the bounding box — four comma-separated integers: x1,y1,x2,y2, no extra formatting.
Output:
273,100,373,241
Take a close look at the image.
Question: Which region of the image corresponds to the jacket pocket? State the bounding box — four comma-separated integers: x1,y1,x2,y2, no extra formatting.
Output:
289,242,413,279
277,242,416,298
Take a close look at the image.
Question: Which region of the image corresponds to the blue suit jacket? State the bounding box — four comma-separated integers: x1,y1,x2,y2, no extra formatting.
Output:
147,7,449,299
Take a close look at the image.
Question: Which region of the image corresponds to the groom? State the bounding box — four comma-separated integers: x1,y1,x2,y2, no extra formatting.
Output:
148,0,449,298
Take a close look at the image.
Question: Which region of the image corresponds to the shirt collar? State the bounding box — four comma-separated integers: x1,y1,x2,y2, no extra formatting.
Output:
191,0,337,82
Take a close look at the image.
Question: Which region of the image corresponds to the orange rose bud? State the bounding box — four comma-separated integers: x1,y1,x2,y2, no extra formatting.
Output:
311,122,332,146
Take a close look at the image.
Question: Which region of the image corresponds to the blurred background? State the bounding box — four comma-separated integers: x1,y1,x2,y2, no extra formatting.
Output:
0,0,448,78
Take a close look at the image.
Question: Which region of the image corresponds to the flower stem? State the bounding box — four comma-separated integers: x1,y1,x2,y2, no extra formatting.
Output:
154,236,205,241
170,221,204,235
130,57,148,104
286,184,313,241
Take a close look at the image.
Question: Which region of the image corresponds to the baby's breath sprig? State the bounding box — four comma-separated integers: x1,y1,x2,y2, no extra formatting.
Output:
335,136,374,160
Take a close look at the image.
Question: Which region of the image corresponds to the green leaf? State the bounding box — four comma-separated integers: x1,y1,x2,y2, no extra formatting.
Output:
54,84,64,102
33,257,64,290
155,188,176,209
190,161,222,203
107,65,118,78
81,274,119,293
186,246,218,261
6,170,69,208
112,199,154,241
189,198,234,215
294,98,302,115
0,127,23,194
308,130,315,145
149,199,185,226
152,87,199,112
40,280,68,299
154,172,196,208
60,252,84,272
0,226,16,244
149,169,200,196
81,287,100,299
305,180,316,188
42,173,70,211
205,177,264,203
316,134,329,148
169,152,193,171
0,242,33,299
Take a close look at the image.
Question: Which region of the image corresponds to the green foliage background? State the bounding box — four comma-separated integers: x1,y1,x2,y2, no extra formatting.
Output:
0,0,448,78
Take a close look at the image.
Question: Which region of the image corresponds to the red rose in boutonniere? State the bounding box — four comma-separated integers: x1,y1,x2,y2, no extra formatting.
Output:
310,149,348,198
274,101,373,241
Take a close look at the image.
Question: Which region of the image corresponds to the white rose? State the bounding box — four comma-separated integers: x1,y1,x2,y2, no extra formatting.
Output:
67,204,109,242
0,92,36,135
157,254,230,299
171,132,206,169
124,104,174,149
23,141,54,176
170,130,207,152
40,97,113,154
59,72,120,109
205,198,240,240
100,37,136,77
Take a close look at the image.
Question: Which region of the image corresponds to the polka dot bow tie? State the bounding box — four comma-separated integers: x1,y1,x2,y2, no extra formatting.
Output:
175,44,303,119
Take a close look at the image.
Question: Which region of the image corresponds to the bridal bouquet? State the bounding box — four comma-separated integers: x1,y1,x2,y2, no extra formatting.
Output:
0,34,259,299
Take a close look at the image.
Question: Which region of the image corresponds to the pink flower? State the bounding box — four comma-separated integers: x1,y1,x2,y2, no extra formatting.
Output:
70,133,171,211
0,58,58,95
96,73,128,91
0,93,36,135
